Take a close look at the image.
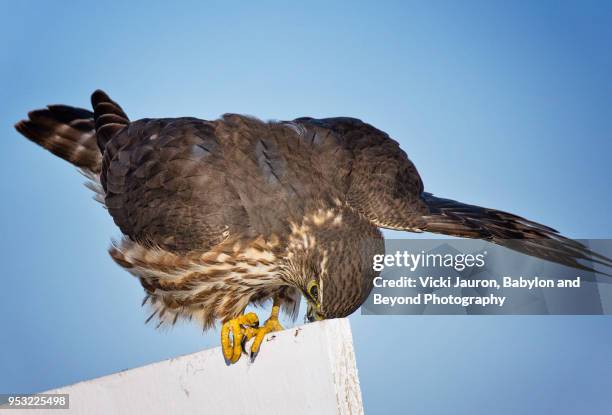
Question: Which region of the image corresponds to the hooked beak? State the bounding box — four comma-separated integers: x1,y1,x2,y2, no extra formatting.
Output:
306,302,324,323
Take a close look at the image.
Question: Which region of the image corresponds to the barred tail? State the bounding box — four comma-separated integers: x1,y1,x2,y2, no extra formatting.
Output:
15,105,101,173
91,89,130,151
422,192,612,276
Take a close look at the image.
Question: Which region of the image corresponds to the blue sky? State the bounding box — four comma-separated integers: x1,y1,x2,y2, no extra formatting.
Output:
1,1,611,413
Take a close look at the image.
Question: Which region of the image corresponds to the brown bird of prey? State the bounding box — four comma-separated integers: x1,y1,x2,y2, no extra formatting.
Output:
15,90,612,363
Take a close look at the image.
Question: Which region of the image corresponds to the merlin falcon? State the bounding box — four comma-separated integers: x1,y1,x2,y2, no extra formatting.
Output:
15,90,612,363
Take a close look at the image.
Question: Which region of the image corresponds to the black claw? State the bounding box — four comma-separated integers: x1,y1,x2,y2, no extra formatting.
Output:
250,350,259,363
241,335,249,355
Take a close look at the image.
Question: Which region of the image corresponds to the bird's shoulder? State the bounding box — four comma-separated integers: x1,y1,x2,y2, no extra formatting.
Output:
293,116,429,230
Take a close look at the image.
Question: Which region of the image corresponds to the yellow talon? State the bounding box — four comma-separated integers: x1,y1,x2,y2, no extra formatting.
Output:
249,299,284,362
220,298,284,364
249,316,283,361
221,312,259,364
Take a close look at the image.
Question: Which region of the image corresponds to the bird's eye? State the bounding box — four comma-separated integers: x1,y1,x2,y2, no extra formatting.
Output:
307,280,319,302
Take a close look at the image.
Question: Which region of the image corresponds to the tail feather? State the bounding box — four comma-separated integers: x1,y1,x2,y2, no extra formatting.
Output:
14,105,101,173
422,192,612,276
91,89,129,150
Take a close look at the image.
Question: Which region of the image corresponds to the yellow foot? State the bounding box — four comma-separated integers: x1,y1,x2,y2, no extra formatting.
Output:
248,317,284,362
221,312,259,364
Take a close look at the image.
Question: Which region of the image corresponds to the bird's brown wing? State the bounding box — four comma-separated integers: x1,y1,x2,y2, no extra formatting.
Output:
101,117,251,253
421,193,612,275
294,117,612,275
294,117,429,230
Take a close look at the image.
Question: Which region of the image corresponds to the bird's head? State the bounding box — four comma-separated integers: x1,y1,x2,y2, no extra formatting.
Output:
281,206,384,322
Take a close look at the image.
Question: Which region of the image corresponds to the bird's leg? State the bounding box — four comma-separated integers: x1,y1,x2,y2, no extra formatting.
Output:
248,296,284,361
221,312,259,364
